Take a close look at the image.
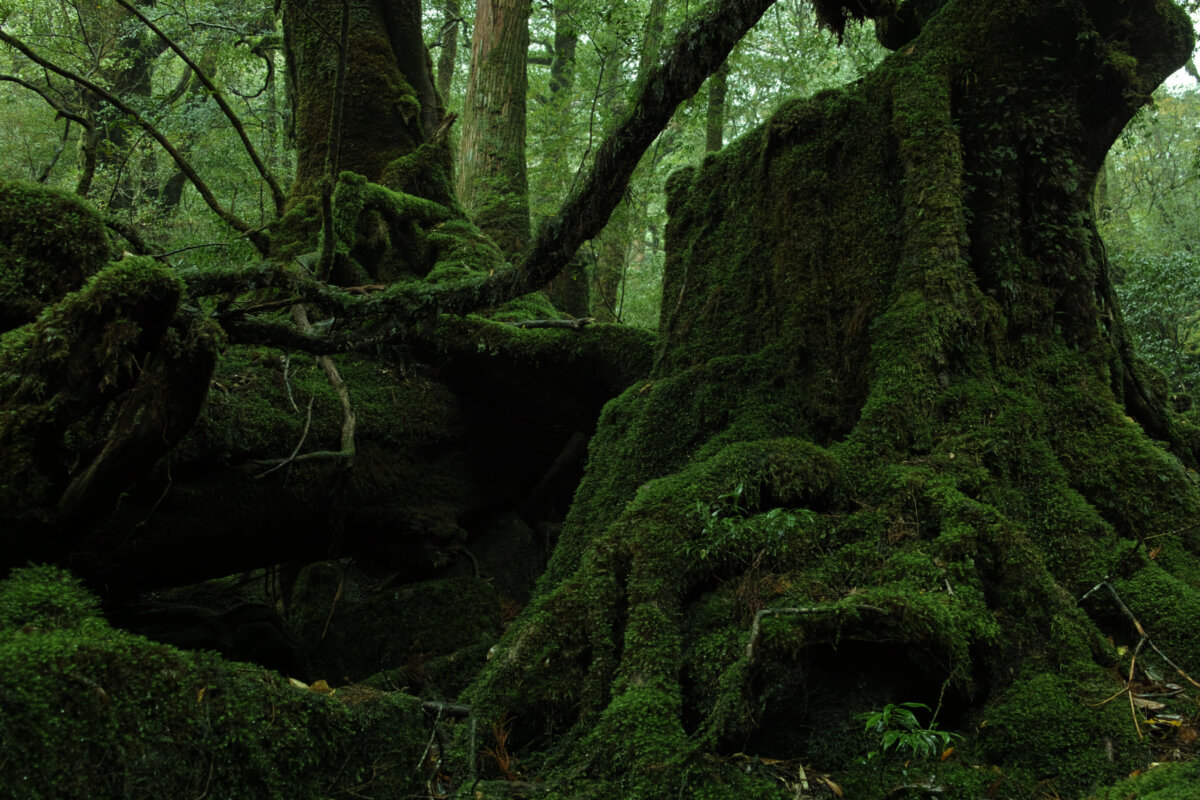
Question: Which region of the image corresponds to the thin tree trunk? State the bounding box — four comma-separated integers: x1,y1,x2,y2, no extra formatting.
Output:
436,0,461,102
543,0,589,315
705,61,729,152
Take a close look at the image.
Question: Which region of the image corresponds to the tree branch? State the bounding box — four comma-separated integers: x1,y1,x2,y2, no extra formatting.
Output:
399,0,780,316
191,0,779,354
0,29,254,237
0,73,90,127
112,0,286,216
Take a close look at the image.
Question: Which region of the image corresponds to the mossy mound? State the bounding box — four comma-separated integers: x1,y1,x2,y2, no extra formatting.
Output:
0,179,111,332
1093,761,1200,800
1,255,219,549
0,565,427,799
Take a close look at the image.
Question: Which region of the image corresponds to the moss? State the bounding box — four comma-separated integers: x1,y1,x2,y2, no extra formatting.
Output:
380,141,458,208
0,179,111,332
1109,564,1200,674
1093,760,1200,800
980,669,1148,796
179,345,461,462
425,217,509,283
289,563,502,689
0,565,427,799
0,257,210,526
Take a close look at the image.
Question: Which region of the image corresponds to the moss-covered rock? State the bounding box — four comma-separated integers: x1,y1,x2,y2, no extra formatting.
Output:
0,179,111,332
0,565,427,799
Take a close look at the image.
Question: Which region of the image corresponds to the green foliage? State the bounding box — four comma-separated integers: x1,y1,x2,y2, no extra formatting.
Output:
1101,88,1200,399
1113,250,1200,397
683,481,820,565
0,564,102,631
857,702,961,761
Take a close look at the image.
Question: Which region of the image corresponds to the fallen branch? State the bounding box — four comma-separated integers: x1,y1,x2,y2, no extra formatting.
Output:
508,317,594,330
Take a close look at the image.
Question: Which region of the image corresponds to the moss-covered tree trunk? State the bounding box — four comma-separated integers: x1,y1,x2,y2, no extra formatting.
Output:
456,0,533,255
542,0,590,316
283,0,442,201
467,0,1200,797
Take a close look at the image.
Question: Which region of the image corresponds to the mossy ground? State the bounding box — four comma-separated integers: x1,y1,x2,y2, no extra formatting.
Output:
0,565,428,800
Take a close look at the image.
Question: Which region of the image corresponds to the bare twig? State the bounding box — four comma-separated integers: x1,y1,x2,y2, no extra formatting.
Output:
1100,580,1200,690
294,304,356,462
282,356,300,413
508,317,594,330
255,396,314,479
321,572,345,640
418,704,443,770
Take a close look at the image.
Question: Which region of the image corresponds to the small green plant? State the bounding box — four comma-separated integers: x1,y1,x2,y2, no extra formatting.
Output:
857,702,962,775
681,482,819,565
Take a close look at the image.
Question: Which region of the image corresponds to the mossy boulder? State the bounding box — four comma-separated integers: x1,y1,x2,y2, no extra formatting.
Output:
0,565,427,799
1,255,219,554
0,179,111,332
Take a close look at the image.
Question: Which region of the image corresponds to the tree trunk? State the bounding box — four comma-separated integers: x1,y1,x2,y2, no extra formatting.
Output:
705,60,729,152
543,0,590,315
590,0,670,321
436,0,461,102
456,0,533,255
283,0,442,201
467,1,1199,797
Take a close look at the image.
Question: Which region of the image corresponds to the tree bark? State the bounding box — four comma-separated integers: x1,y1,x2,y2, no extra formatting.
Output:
456,0,533,256
435,0,461,102
705,60,729,152
543,0,589,315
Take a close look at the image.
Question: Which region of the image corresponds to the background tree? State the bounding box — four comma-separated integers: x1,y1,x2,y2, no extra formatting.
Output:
1099,89,1200,400
456,0,532,255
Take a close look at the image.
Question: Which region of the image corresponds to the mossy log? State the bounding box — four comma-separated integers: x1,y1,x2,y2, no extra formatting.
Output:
464,0,1200,797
